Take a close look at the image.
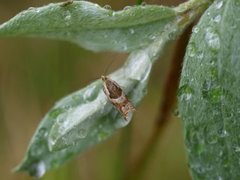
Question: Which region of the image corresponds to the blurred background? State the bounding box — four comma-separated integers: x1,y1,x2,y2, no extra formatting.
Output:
0,0,190,179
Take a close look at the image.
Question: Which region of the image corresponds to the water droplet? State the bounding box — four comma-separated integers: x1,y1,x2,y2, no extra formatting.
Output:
215,0,223,9
149,35,156,40
28,7,40,13
218,128,229,137
213,15,221,23
38,127,48,138
103,34,108,38
33,161,46,178
129,28,135,34
97,131,110,141
188,43,197,57
210,88,222,103
233,146,240,152
178,84,194,101
49,108,64,118
218,150,223,156
123,6,131,10
205,28,220,50
205,126,218,144
193,27,200,34
77,128,88,138
173,108,180,118
103,5,111,10
196,52,204,60
64,11,71,21
48,138,55,151
122,45,128,51
114,114,131,128
83,85,97,101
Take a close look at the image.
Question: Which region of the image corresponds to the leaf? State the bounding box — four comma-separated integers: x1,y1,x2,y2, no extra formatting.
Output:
15,31,169,178
13,0,211,178
0,1,177,52
179,0,240,179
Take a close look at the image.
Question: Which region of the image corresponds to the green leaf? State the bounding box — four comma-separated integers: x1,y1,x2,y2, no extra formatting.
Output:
179,0,240,179
15,31,170,178
0,1,177,52
13,0,211,178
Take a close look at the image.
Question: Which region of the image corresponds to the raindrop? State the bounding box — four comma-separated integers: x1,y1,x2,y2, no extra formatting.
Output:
210,88,222,103
178,84,194,101
218,128,229,138
213,15,221,23
34,161,46,178
103,34,108,38
205,28,220,50
103,5,112,10
49,108,64,118
233,146,240,152
112,12,116,17
64,11,72,21
149,35,156,40
48,138,55,151
206,130,218,144
123,6,132,10
63,105,71,110
218,150,223,156
77,128,88,138
215,0,223,9
129,28,135,34
122,45,128,51
192,27,200,34
28,7,35,11
83,85,97,101
188,43,197,57
97,131,110,141
114,114,131,128
38,128,48,138
28,7,40,13
173,108,180,118
196,52,204,60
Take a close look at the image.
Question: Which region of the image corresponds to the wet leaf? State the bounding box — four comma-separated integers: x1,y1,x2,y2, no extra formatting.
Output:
12,0,211,178
15,28,171,177
0,1,177,52
179,0,240,179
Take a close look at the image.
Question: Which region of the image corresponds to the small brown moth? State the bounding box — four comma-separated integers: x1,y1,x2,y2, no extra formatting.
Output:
101,76,135,120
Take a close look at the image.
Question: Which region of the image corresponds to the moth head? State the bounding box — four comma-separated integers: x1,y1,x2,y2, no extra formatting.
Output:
101,75,107,82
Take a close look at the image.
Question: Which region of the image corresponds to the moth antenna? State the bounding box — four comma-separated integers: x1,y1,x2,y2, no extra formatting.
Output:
104,58,115,76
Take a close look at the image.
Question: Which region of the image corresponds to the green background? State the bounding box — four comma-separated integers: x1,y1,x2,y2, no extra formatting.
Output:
0,0,190,179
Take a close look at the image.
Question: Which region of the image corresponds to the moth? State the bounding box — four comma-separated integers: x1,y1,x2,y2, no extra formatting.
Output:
101,76,135,120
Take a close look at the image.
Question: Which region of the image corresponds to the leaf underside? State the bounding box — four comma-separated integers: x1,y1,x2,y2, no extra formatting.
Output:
179,0,240,179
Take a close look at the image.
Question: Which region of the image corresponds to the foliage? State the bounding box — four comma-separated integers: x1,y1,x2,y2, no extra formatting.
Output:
179,0,240,179
3,0,240,179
